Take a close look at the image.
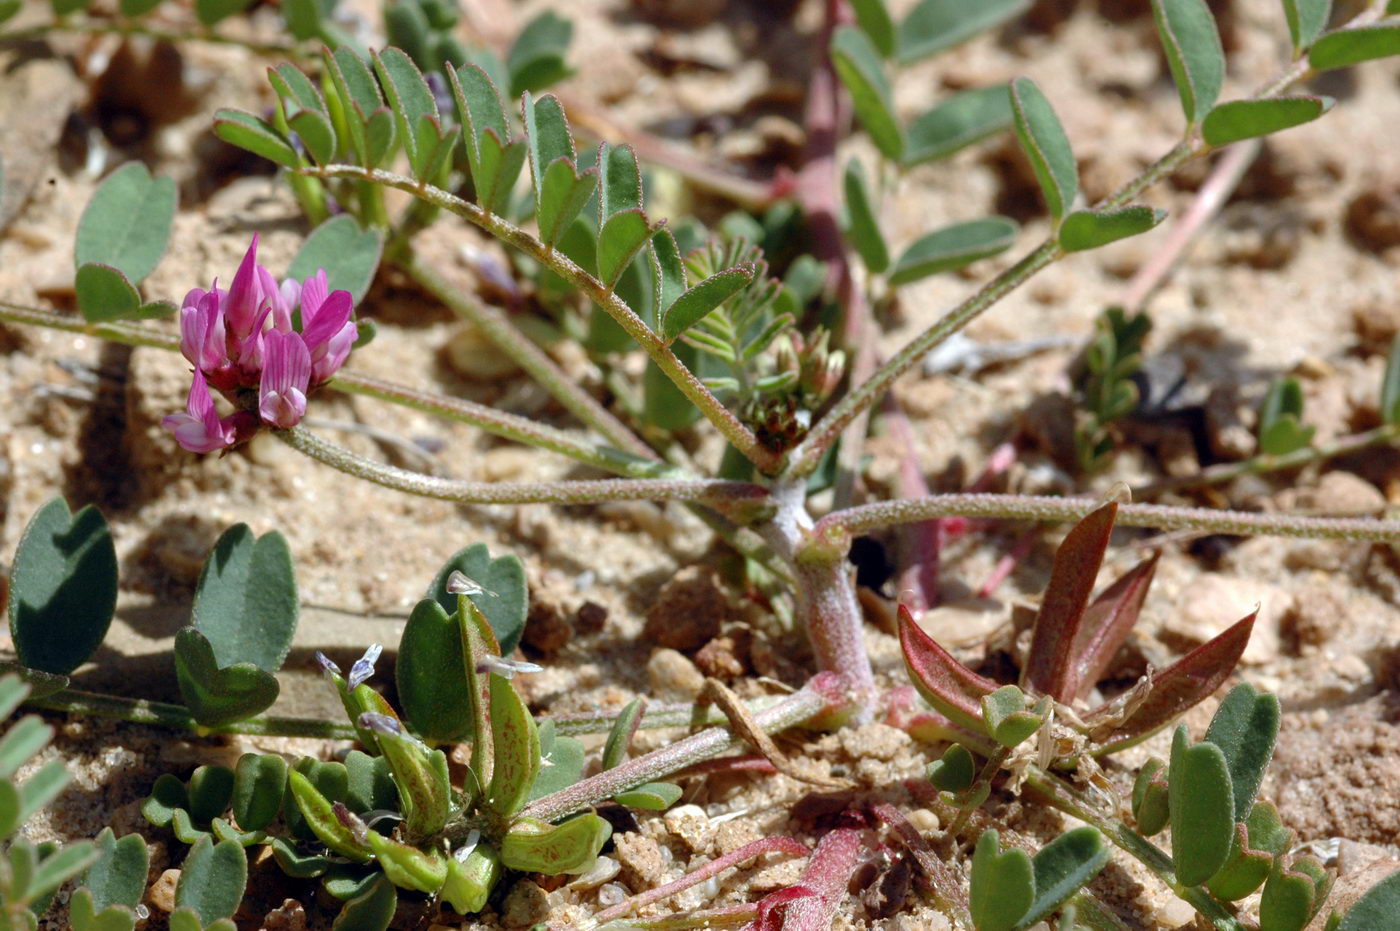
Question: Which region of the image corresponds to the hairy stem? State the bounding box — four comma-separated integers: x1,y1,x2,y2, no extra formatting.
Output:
813,493,1400,552
521,673,846,823
25,688,357,740
276,425,773,515
547,695,788,737
398,253,656,462
0,20,301,56
297,164,783,474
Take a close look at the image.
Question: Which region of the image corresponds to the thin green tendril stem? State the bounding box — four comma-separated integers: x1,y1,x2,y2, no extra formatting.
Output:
25,688,357,740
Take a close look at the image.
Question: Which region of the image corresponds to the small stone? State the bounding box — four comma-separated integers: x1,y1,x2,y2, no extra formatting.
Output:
146,869,180,914
663,804,711,854
643,565,729,651
614,832,668,889
713,818,762,855
1204,384,1256,461
1163,574,1282,666
647,648,705,699
523,599,572,654
501,878,551,927
1351,301,1400,355
694,631,750,680
1345,187,1400,253
906,808,939,834
1282,581,1345,652
838,724,911,763
748,857,805,892
574,601,609,634
1018,392,1077,470
261,899,308,930
1300,471,1386,515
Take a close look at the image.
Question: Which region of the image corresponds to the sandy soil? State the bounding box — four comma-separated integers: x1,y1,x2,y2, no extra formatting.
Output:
1,0,1399,928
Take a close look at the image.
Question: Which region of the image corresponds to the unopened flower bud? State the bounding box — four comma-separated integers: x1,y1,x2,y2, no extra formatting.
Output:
476,654,543,679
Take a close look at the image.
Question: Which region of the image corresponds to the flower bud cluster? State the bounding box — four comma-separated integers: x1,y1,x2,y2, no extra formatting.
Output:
163,235,358,452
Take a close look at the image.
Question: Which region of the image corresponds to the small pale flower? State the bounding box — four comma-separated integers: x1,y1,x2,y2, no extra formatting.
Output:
315,651,343,681
347,643,383,691
476,654,543,679
454,830,482,862
162,370,236,453
258,330,311,428
358,712,404,737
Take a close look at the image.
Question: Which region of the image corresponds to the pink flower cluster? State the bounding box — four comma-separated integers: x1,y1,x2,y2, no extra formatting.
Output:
163,235,358,453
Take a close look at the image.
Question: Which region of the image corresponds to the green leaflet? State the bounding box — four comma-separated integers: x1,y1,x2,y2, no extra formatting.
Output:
1203,682,1280,820
830,26,903,161
1020,828,1109,929
850,0,896,57
843,160,889,274
74,263,176,323
1009,77,1076,222
1168,725,1235,887
173,628,280,727
500,815,612,875
507,9,574,97
903,85,1013,166
1151,0,1225,125
75,162,176,284
1201,96,1333,146
896,0,1030,64
660,266,755,342
1309,24,1400,70
889,216,1018,284
8,498,117,676
523,93,597,246
970,829,1035,931
287,214,383,304
192,525,298,673
213,109,301,169
1058,207,1166,252
1283,0,1332,50
174,836,247,924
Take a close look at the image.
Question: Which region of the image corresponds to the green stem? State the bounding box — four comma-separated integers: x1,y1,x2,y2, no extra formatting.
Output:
328,370,676,480
276,425,774,517
0,20,301,56
299,165,783,475
521,673,844,823
546,695,788,737
812,492,1400,552
1134,424,1400,499
1024,768,1245,931
0,301,179,351
25,688,357,740
398,253,656,462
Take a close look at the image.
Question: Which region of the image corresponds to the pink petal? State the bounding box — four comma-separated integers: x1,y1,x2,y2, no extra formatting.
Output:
303,289,353,350
258,265,292,333
225,235,262,338
311,320,357,383
299,270,329,320
162,370,234,453
259,331,311,428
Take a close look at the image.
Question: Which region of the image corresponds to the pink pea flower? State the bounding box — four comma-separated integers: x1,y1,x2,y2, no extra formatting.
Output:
223,234,268,340
297,270,358,383
258,329,311,428
178,289,228,374
162,370,237,453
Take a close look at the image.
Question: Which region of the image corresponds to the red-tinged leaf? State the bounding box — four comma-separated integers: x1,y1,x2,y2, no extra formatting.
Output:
1022,502,1118,702
1068,552,1160,701
768,828,861,931
1085,611,1257,752
898,604,997,734
753,885,817,931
